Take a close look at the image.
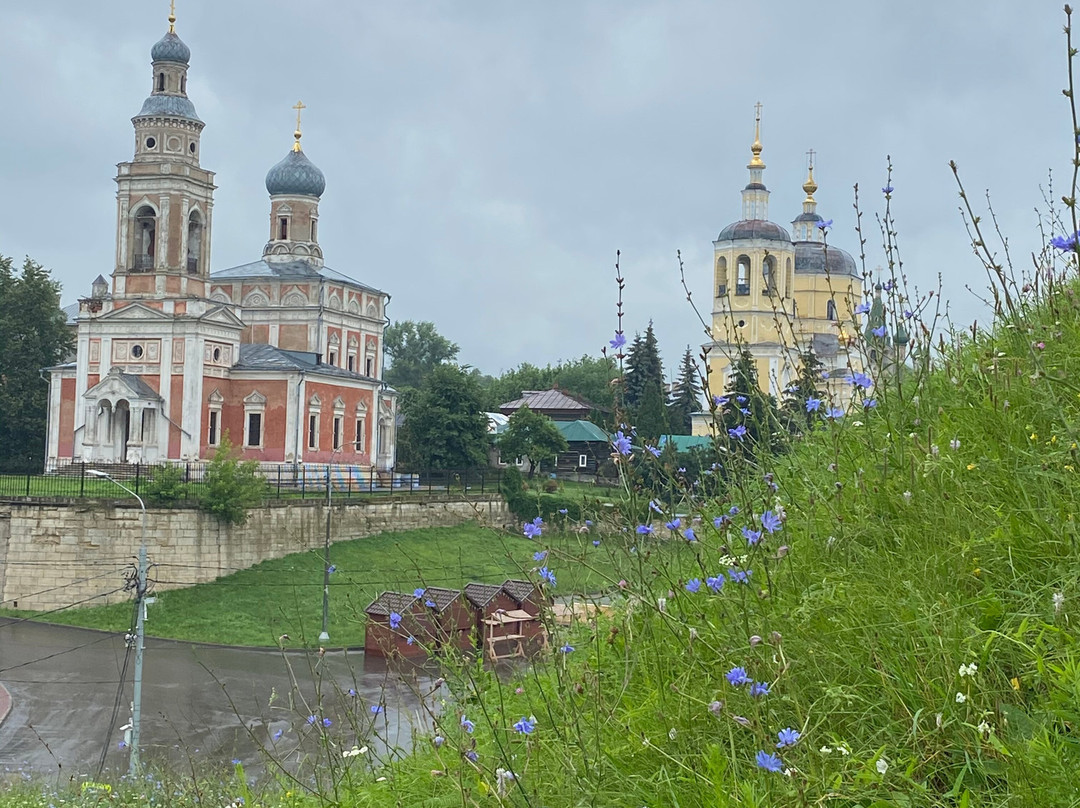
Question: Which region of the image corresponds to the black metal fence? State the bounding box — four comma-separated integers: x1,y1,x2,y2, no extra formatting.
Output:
0,462,506,504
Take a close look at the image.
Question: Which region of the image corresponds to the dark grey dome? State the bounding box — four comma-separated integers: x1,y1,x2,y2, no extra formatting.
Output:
151,32,190,64
793,241,858,277
793,212,823,223
716,219,792,243
135,94,201,122
265,149,326,198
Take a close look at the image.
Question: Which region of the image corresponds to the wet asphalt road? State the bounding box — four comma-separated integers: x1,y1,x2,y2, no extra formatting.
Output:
0,620,434,777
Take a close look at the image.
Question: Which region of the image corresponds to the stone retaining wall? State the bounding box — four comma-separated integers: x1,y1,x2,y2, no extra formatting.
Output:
0,495,511,611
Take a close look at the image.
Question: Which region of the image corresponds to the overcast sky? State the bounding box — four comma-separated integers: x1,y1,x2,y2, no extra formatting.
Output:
0,1,1069,378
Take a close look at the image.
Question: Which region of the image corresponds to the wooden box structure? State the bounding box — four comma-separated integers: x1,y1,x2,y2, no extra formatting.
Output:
465,581,548,662
364,591,426,659
417,586,475,652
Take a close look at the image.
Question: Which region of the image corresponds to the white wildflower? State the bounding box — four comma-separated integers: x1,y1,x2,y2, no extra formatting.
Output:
1053,591,1065,614
931,444,940,456
959,662,978,678
902,491,912,502
950,438,961,450
668,727,677,741
955,692,967,703
977,721,991,736
343,745,368,758
935,712,943,729
819,746,833,754
837,743,850,756
876,757,889,775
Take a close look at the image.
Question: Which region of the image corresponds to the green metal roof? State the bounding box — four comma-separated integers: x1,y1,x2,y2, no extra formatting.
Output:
658,434,714,452
555,420,610,442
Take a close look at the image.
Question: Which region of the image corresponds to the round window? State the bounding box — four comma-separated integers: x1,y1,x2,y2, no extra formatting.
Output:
131,345,144,358
189,142,196,154
212,347,221,361
145,137,156,149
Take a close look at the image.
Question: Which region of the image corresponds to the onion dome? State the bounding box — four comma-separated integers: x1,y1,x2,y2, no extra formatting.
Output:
793,242,859,277
265,149,326,198
151,31,190,64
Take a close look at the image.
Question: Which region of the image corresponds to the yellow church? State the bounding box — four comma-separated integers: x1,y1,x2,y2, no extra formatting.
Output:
694,108,864,434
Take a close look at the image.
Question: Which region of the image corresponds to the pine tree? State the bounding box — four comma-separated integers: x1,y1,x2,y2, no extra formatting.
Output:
623,332,646,409
667,347,702,435
714,349,779,456
624,322,665,438
780,347,827,433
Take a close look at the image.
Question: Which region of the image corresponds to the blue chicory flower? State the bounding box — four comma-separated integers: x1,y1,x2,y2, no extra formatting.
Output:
817,218,833,230
848,372,873,389
370,705,383,714
533,550,548,561
760,511,782,534
513,716,536,734
864,398,878,409
609,332,627,350
728,425,748,439
882,184,894,194
560,644,574,653
826,406,845,419
327,565,336,574
665,517,682,531
742,526,762,546
389,611,402,630
728,569,752,584
684,527,697,542
425,599,437,608
1051,232,1080,251
636,524,653,534
558,508,568,515
592,539,600,547
872,325,888,338
612,431,633,455
433,735,445,747
776,727,801,748
706,575,725,592
685,578,702,593
749,681,770,698
805,397,822,413
649,499,664,514
736,395,747,404
413,588,425,598
729,505,740,515
273,729,283,740
756,750,783,772
539,566,557,587
461,716,475,733
465,750,478,762
523,517,544,539
855,301,871,315
713,515,728,528
726,666,752,686
322,717,333,727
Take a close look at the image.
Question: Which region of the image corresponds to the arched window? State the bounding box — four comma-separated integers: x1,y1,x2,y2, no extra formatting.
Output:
180,75,186,93
157,73,165,92
134,206,156,271
279,217,289,240
716,256,728,297
736,256,751,296
763,255,777,295
187,210,202,274
311,219,318,241
826,299,837,320
785,258,794,298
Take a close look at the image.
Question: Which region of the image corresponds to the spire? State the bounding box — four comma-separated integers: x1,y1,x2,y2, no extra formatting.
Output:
740,103,769,220
292,100,306,152
749,102,764,168
803,149,818,203
169,0,176,33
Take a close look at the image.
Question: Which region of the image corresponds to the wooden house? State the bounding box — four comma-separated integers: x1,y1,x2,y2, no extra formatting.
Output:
501,579,548,649
418,586,474,651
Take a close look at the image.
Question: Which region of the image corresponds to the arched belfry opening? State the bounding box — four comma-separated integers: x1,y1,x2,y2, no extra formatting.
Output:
736,255,751,295
716,256,728,297
134,206,156,271
187,209,203,274
763,255,777,295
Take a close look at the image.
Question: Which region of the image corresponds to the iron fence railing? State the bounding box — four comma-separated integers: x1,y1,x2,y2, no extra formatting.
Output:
0,462,506,504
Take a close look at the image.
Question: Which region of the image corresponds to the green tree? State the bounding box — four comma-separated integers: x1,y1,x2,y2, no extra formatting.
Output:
624,322,664,434
199,436,267,524
397,364,489,469
667,347,702,435
383,320,460,390
635,381,668,443
497,406,569,478
780,346,827,433
0,255,74,470
715,348,780,456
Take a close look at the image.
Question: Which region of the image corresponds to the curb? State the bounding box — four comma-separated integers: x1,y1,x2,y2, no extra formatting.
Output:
0,682,11,728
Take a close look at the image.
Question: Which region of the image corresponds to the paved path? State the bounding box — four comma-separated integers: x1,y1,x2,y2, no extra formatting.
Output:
0,682,10,728
0,620,434,776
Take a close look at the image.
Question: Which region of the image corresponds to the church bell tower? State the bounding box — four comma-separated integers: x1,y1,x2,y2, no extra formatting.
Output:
112,3,216,300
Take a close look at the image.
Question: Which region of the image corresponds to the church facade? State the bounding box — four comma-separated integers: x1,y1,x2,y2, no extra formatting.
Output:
695,109,866,431
43,14,397,473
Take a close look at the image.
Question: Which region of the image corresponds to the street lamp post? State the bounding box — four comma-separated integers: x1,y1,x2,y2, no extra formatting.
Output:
88,469,147,777
319,460,332,642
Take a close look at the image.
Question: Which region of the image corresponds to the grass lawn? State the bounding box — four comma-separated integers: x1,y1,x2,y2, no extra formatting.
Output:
1,522,642,648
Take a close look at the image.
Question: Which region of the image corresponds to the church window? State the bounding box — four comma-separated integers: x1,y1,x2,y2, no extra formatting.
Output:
826,299,837,320
145,137,156,149
279,217,289,240
311,219,318,241
181,75,186,93
131,344,144,359
208,409,220,446
328,350,337,366
157,73,165,92
133,206,156,271
365,356,374,377
736,256,751,296
716,256,728,296
333,416,343,450
785,258,793,298
189,142,196,154
763,255,777,295
246,413,262,447
140,409,154,441
355,417,366,452
308,413,319,450
187,210,203,274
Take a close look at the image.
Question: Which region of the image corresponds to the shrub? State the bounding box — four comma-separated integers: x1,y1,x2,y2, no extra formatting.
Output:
142,463,188,505
198,437,266,525
542,478,559,493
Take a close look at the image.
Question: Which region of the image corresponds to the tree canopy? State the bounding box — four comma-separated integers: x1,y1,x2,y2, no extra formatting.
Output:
383,320,460,390
0,255,73,470
396,364,489,469
496,405,568,478
667,346,702,436
780,346,828,433
624,322,665,437
478,355,618,417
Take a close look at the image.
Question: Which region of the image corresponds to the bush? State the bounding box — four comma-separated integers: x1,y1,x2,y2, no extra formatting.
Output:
198,437,266,525
542,478,559,493
142,463,188,505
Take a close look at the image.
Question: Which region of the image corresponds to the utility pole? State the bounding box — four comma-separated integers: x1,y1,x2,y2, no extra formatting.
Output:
319,461,332,642
88,469,147,777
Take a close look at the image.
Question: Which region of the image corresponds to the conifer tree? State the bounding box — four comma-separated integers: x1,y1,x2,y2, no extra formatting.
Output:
667,347,702,435
780,346,827,433
714,348,779,456
623,322,665,438
623,332,646,409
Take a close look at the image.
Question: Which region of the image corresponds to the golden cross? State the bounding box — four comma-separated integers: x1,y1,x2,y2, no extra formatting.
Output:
292,100,306,150
806,148,815,169
169,0,176,32
754,101,762,123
